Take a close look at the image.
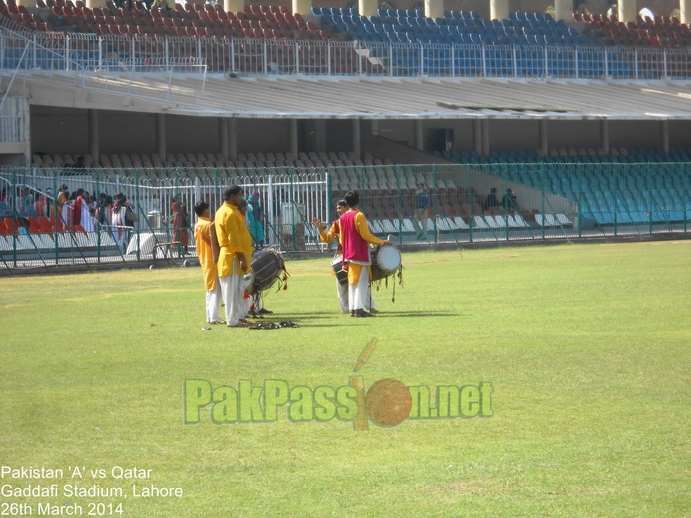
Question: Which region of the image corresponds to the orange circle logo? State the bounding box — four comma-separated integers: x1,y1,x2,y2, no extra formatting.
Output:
365,379,412,427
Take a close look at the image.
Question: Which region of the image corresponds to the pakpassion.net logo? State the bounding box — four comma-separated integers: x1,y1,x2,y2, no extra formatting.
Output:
183,339,493,430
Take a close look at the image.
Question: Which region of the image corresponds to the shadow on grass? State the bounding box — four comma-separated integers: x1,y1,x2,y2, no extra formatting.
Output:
374,311,459,318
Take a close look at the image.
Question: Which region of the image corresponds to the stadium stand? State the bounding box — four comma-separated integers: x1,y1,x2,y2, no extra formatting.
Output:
0,0,330,40
1,0,691,271
1,5,690,78
448,146,691,225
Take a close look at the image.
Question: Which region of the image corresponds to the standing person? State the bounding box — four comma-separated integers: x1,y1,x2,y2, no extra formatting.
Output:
80,191,94,232
340,191,392,318
246,191,265,246
238,200,271,318
56,185,69,223
313,200,377,315
215,186,251,328
193,201,224,325
484,187,499,211
111,193,130,252
72,188,85,227
33,189,46,218
43,188,53,218
414,183,431,240
172,195,190,254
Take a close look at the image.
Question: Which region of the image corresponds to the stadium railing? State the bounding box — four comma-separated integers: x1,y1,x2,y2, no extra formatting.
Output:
1,162,690,270
1,18,690,79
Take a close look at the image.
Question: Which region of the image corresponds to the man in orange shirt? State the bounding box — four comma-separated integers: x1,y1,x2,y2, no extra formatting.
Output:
214,186,252,328
194,201,223,325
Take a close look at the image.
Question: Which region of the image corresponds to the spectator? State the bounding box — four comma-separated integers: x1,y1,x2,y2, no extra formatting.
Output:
43,188,54,218
172,194,190,254
484,187,499,211
111,193,131,252
33,189,46,218
414,183,430,240
56,185,69,222
502,188,518,212
22,188,37,217
246,191,265,246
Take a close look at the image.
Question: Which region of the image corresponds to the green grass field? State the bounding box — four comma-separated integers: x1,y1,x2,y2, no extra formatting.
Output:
1,241,690,517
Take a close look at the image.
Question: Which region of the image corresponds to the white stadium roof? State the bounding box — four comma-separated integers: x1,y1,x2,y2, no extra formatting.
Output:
13,72,691,120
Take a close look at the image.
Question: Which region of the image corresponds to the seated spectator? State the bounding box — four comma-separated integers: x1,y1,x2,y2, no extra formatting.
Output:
484,187,499,210
502,188,518,212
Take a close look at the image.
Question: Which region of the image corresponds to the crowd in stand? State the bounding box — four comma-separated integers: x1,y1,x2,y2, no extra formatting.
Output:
0,183,139,251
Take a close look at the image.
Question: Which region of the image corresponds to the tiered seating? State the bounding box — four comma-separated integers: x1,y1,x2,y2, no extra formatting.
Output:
1,0,330,40
315,7,594,46
574,12,691,47
450,146,691,225
33,150,390,180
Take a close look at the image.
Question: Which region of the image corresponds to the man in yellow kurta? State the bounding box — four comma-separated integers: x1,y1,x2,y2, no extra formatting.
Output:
340,191,392,318
214,186,251,327
194,201,223,324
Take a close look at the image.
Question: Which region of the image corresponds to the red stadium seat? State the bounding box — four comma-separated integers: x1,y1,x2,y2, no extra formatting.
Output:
3,217,16,233
27,217,41,234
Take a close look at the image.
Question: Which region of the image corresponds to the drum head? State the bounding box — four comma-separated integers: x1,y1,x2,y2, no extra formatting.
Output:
379,247,401,271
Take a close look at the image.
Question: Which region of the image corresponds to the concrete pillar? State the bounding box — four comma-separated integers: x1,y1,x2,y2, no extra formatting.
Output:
220,118,229,161
481,120,490,157
424,0,444,19
229,118,238,162
225,0,244,14
539,119,548,156
371,119,380,136
600,119,609,154
85,0,106,8
359,0,377,17
88,109,99,167
289,119,298,159
314,119,326,153
682,0,691,24
554,0,572,22
414,120,424,150
352,119,361,159
661,119,669,154
155,114,165,162
473,119,482,155
618,0,637,23
490,0,509,20
292,0,311,16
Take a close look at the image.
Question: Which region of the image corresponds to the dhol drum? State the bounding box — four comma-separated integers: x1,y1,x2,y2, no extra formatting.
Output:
331,255,348,286
370,245,402,282
251,248,285,292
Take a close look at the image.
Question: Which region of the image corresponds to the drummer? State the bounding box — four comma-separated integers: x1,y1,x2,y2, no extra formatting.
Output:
340,191,393,318
312,200,377,315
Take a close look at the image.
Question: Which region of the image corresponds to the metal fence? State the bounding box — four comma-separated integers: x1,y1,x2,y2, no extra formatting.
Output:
0,167,328,270
1,162,690,270
1,18,691,79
